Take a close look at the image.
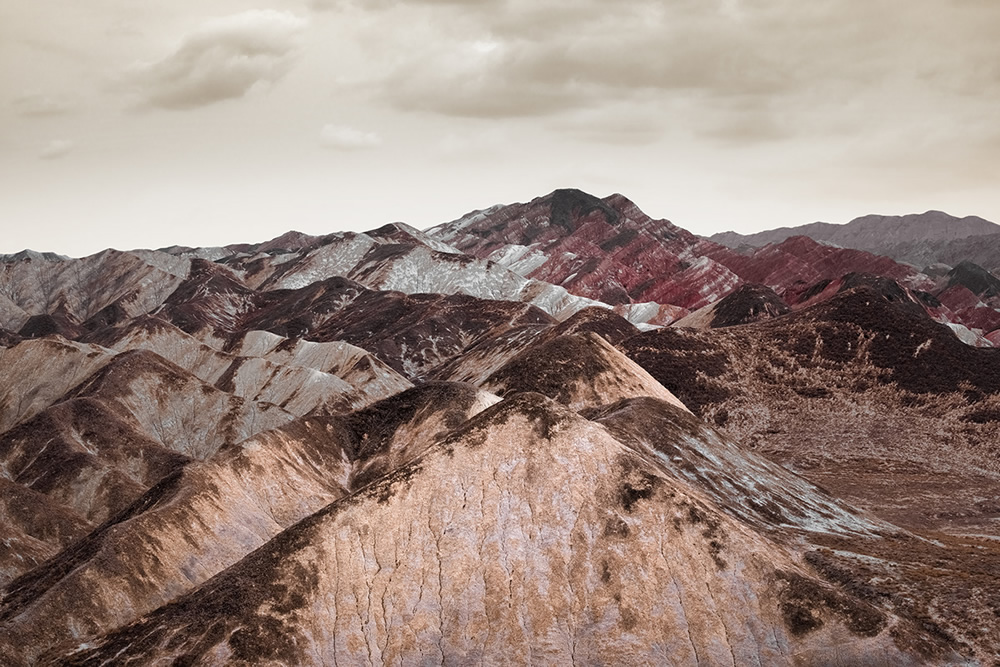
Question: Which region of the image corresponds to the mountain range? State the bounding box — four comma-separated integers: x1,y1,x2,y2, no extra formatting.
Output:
1,190,999,664
710,210,1000,275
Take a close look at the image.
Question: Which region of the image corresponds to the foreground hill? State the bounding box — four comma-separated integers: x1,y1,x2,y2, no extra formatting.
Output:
37,394,959,665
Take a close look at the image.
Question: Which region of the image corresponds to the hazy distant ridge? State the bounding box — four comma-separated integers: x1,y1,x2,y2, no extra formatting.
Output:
711,211,999,251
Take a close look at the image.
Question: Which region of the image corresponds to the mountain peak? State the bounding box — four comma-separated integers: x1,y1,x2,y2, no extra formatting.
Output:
546,188,621,230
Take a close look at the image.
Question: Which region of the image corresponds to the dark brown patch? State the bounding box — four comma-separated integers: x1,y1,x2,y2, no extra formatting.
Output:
709,283,790,328
603,517,631,538
776,570,887,638
549,188,620,231
344,382,480,461
619,329,732,414
485,333,615,405
548,307,639,346
599,228,639,252
618,464,660,513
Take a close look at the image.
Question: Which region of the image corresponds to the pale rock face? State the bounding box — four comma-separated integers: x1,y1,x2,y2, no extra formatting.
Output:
96,320,414,416
0,249,189,330
262,233,379,291
0,292,29,333
342,243,612,322
516,277,613,321
99,317,235,383
486,242,550,275
366,221,465,255
432,324,550,386
249,230,614,324
53,395,933,666
0,478,91,587
217,357,356,415
946,322,991,347
223,227,620,324
587,398,886,537
68,350,295,461
672,301,719,329
614,301,689,327
0,337,114,434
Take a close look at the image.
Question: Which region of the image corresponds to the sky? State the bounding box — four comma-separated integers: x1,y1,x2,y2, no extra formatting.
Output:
3,0,999,257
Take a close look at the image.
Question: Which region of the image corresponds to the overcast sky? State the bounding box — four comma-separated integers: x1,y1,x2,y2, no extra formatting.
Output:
3,0,999,256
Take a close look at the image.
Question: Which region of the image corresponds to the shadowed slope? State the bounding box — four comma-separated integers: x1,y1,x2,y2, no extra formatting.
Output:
674,283,791,329
69,349,295,459
0,398,189,522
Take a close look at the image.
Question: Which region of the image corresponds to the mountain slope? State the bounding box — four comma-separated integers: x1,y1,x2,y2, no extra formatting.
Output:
49,394,948,666
429,190,950,332
0,384,498,664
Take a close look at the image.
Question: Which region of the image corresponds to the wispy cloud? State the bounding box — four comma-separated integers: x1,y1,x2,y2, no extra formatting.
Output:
12,93,78,117
320,124,383,150
39,139,76,160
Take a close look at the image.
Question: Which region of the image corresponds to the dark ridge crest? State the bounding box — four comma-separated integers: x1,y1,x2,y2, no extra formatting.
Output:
343,382,482,461
548,306,639,345
709,283,790,328
485,333,616,404
549,188,620,231
947,260,1000,298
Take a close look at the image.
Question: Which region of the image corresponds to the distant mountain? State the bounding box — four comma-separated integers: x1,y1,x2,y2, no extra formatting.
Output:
710,210,1000,270
711,210,1000,250
888,233,1000,274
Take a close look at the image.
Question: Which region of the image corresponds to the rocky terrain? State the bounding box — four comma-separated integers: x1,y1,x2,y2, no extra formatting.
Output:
1,190,999,664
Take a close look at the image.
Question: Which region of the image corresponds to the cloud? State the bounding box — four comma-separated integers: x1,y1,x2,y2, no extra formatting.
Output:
12,93,77,117
39,139,76,160
368,1,804,119
125,10,308,110
331,0,1000,155
320,124,383,150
